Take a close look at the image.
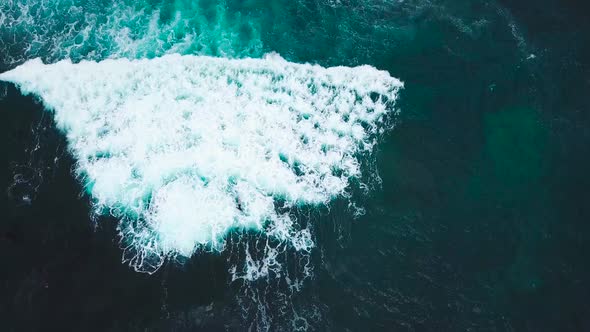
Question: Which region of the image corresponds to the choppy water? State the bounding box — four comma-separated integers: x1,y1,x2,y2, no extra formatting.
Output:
1,0,589,331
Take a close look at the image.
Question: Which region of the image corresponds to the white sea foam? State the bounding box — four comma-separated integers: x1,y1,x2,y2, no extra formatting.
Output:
0,54,403,273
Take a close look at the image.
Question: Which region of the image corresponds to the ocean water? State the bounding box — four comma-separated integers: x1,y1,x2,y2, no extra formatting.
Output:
1,0,589,331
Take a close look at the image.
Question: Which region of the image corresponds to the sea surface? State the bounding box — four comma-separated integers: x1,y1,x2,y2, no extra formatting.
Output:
1,0,589,331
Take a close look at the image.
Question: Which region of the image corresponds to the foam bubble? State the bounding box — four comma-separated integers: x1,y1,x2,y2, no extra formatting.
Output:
0,53,403,273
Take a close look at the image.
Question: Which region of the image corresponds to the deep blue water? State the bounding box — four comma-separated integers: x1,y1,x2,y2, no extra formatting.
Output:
1,0,590,331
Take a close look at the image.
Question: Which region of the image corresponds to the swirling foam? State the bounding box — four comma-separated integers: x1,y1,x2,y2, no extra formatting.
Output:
0,0,264,65
0,53,403,272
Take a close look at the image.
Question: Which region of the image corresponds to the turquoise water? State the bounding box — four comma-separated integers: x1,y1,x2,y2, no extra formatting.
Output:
1,0,589,330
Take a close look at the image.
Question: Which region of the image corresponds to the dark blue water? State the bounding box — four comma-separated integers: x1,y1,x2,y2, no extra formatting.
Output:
1,0,590,330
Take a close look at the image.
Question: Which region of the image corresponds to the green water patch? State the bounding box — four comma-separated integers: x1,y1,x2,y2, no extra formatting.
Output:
484,106,546,187
472,106,550,293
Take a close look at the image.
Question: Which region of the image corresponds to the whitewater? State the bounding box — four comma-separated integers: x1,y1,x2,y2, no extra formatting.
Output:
0,53,403,273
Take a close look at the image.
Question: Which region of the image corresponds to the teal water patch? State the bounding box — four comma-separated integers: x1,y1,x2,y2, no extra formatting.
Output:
483,106,549,292
0,0,265,64
0,0,512,68
484,106,546,186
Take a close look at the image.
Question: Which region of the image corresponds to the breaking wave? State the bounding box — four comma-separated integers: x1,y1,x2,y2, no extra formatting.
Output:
0,53,403,273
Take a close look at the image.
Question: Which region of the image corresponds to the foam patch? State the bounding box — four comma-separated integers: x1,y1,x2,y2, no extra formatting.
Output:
0,53,403,272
